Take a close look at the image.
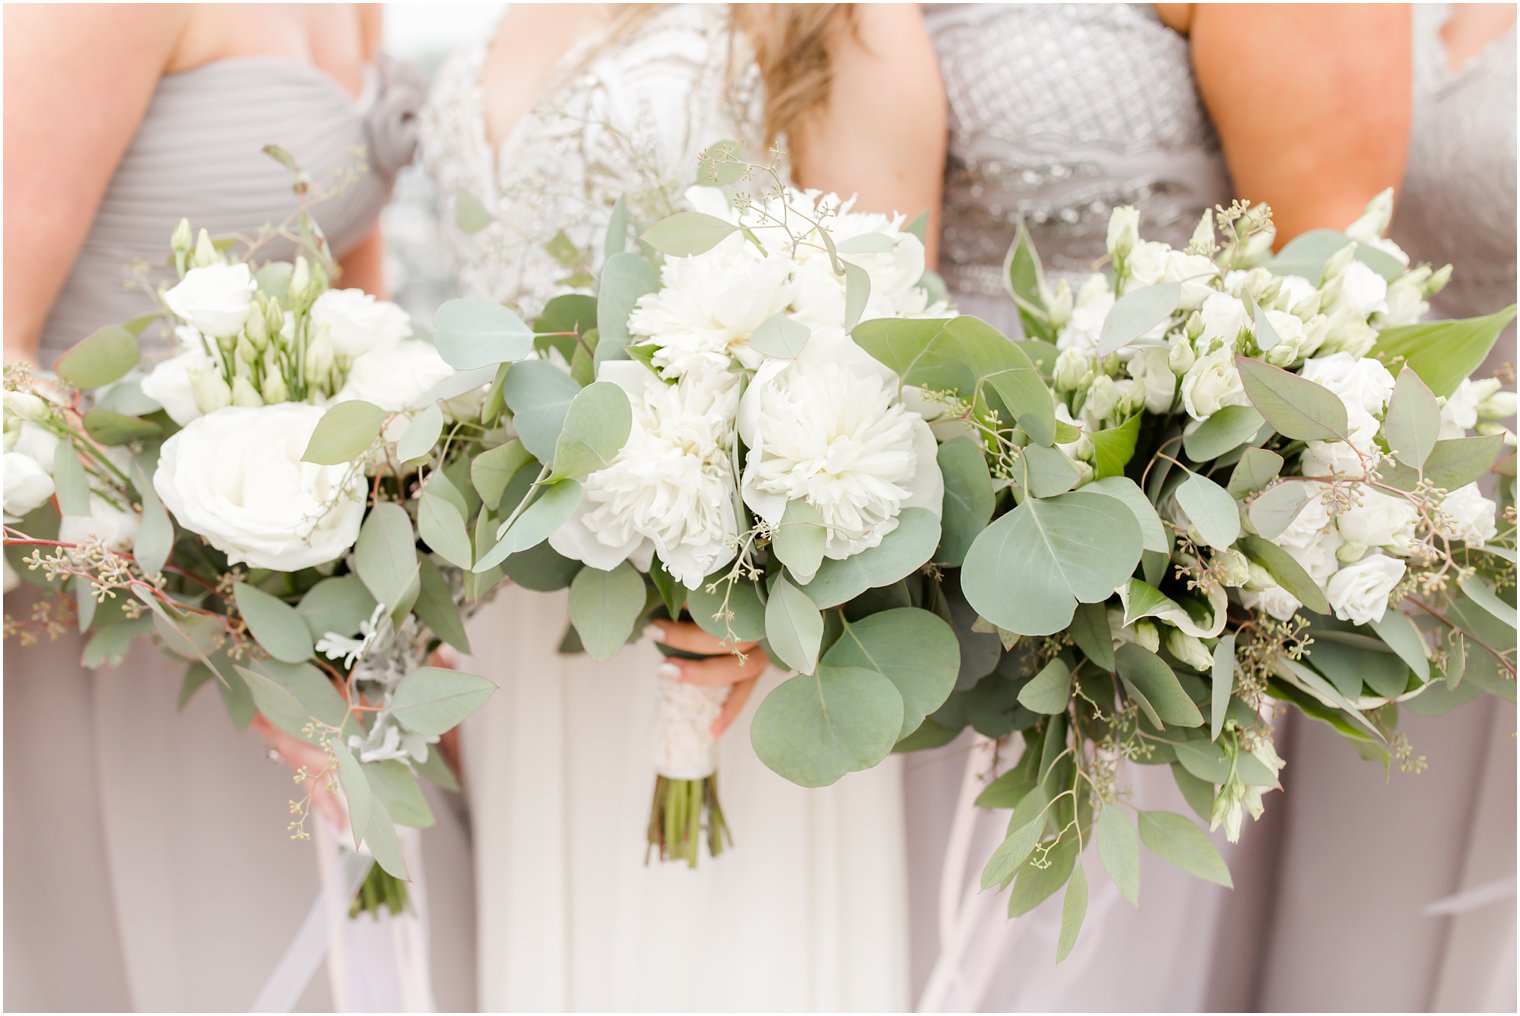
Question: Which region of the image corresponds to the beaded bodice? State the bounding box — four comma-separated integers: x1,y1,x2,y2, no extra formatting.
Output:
927,3,1232,301
421,5,768,317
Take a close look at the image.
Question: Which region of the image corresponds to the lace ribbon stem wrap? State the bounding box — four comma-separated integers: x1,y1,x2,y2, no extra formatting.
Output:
647,654,733,865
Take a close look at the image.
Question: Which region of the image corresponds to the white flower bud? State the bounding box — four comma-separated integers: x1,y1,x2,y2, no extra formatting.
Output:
192,228,221,269
1053,348,1091,392
1133,620,1161,653
1188,210,1214,252
1477,388,1517,420
1321,241,1358,281
1345,187,1395,242
1167,629,1213,672
1107,206,1140,263
1168,336,1197,374
4,390,49,424
230,376,264,408
1336,541,1367,564
189,369,233,415
171,218,193,255
235,335,259,366
1046,280,1074,328
304,334,335,378
1425,264,1453,297
1216,548,1251,588
260,372,289,406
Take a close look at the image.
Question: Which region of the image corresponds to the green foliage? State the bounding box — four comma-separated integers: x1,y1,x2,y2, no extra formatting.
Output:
82,408,162,446
433,298,535,370
233,582,313,663
1138,810,1231,887
1115,644,1203,727
474,479,582,572
1382,368,1441,469
57,325,140,388
1090,413,1141,477
597,253,660,362
1017,658,1072,715
500,360,582,461
1373,306,1516,397
961,491,1143,636
801,507,939,608
567,562,646,660
1235,356,1347,442
1099,283,1180,355
935,438,995,567
388,667,495,736
1175,472,1241,550
1096,809,1140,906
471,440,533,509
548,381,632,482
823,608,959,738
303,400,384,465
1210,634,1236,741
749,313,811,359
1182,405,1264,463
774,500,827,583
417,487,473,570
354,503,420,619
750,665,903,787
641,211,737,256
397,405,445,463
765,573,824,674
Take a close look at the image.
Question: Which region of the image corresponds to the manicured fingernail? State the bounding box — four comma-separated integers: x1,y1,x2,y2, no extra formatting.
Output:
657,662,682,681
644,623,665,642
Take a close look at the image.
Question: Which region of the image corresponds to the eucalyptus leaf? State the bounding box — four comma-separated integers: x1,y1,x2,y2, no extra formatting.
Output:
415,555,471,653
1210,634,1236,742
1235,356,1348,442
774,499,827,584
1009,835,1077,917
1368,611,1431,682
1084,477,1168,554
471,440,533,509
801,507,938,608
332,741,372,849
56,325,139,388
1018,444,1081,498
1116,644,1203,727
981,814,1044,891
961,491,1143,636
233,582,313,663
548,381,632,482
500,360,582,461
766,573,825,675
936,437,995,567
354,502,419,617
1175,472,1241,550
641,212,737,256
1383,368,1441,469
1138,810,1232,887
1226,447,1285,498
454,190,492,233
1238,534,1331,614
433,299,535,370
750,312,812,358
388,667,495,736
1182,405,1265,463
1247,481,1314,540
417,490,473,570
843,262,871,330
1056,865,1089,962
824,608,959,738
302,400,383,465
688,574,767,642
1423,434,1504,491
1458,575,1516,631
984,367,1057,447
365,760,436,829
396,405,445,463
567,562,646,661
597,252,660,359
1099,283,1179,355
82,408,161,446
750,665,903,787
1018,658,1073,715
130,461,173,578
474,479,582,572
1096,809,1140,906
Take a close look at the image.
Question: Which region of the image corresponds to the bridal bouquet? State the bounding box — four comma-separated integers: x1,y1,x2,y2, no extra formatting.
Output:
436,143,965,864
2,202,537,915
874,193,1514,957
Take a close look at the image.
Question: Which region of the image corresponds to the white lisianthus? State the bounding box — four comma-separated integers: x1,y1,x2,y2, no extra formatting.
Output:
1345,188,1395,243
1300,408,1381,478
164,263,256,336
1299,352,1396,415
1198,292,1250,349
1055,275,1114,356
1240,583,1303,622
1380,272,1430,327
1129,346,1177,412
1309,309,1379,359
1326,552,1405,625
550,362,741,588
142,346,220,425
309,289,412,359
628,239,794,379
2,450,54,520
154,404,365,570
1438,377,1503,439
1180,343,1250,420
1271,274,1319,316
787,207,933,325
1260,310,1320,368
1325,260,1389,319
1127,241,1216,308
336,340,456,412
1336,489,1419,552
1437,483,1498,546
738,328,942,559
59,494,139,551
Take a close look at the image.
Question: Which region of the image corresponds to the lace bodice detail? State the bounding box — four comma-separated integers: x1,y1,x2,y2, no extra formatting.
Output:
421,5,767,316
927,3,1232,301
1392,5,1517,322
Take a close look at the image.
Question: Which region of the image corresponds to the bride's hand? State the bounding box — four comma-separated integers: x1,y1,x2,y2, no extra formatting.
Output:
646,619,769,738
250,712,347,828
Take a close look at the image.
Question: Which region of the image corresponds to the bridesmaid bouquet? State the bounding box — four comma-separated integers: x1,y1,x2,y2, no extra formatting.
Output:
2,206,533,916
878,193,1515,957
436,143,964,864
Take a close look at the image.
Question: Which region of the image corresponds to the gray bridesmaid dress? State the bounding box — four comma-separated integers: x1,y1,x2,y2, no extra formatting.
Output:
1245,10,1517,1011
917,6,1244,1010
5,57,475,1011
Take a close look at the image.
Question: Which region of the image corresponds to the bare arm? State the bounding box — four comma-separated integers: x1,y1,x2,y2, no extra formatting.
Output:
335,5,389,297
790,4,948,266
1187,4,1412,242
3,5,185,364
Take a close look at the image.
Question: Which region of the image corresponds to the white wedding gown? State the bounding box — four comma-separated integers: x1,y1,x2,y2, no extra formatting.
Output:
420,7,909,1010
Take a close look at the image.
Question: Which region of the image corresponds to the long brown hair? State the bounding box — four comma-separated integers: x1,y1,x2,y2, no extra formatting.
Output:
611,4,855,159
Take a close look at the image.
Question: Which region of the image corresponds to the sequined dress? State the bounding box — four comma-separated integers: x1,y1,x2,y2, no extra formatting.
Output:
421,7,910,1009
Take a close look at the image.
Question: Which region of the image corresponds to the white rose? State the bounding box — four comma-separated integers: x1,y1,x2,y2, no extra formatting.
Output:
549,361,741,588
3,450,54,520
1271,275,1319,315
1299,352,1396,415
1336,489,1419,551
59,494,139,551
1241,583,1303,622
1180,344,1250,420
1326,553,1405,625
154,404,366,571
309,288,412,360
1438,483,1498,546
1198,292,1250,349
336,340,457,412
164,263,256,337
738,327,942,560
